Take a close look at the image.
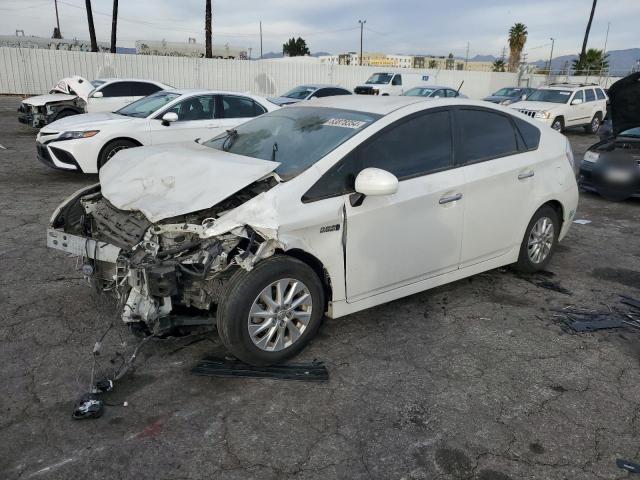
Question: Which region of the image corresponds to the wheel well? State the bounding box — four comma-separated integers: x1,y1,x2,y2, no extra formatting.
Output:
553,115,564,123
541,200,564,230
283,249,333,306
98,137,143,162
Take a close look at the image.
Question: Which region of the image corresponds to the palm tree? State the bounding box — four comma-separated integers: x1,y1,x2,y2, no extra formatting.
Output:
110,0,118,53
508,23,527,72
492,59,506,72
572,48,608,75
85,0,98,52
205,0,212,58
579,0,598,65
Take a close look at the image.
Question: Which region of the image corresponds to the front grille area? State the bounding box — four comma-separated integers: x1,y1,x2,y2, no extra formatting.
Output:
50,146,77,166
518,109,537,118
354,86,374,95
36,144,55,167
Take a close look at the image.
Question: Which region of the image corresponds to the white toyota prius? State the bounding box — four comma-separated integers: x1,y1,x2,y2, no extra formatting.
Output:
47,96,579,365
36,89,278,173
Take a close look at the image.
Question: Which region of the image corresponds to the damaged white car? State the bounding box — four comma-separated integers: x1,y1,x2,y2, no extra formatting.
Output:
47,96,579,365
18,76,170,128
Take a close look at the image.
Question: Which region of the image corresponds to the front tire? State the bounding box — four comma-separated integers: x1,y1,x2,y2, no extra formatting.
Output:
513,206,560,273
216,256,325,366
551,117,564,132
98,139,138,170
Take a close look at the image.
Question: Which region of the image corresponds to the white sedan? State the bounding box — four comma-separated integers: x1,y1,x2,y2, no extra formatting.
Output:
48,96,579,365
36,89,278,173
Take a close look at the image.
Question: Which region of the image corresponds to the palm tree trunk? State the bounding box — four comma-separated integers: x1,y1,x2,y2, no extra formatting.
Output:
85,0,98,52
110,0,118,53
580,0,597,63
205,0,212,58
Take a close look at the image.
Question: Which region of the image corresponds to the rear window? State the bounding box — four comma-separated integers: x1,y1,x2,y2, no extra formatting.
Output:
596,88,606,100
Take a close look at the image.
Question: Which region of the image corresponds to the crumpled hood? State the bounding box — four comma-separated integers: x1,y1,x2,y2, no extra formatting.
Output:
50,75,94,101
22,93,78,107
510,101,563,112
608,72,640,136
100,142,280,223
42,112,134,133
267,96,300,106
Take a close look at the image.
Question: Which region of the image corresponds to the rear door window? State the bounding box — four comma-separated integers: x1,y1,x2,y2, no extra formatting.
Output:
454,108,519,164
596,88,606,100
585,89,596,102
130,82,163,96
98,82,131,97
220,95,261,118
446,89,458,98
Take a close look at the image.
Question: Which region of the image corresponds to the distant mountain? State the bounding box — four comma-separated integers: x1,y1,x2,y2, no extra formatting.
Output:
470,54,497,62
531,48,639,74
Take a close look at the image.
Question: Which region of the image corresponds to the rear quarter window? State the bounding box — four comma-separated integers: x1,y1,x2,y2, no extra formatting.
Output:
513,117,541,151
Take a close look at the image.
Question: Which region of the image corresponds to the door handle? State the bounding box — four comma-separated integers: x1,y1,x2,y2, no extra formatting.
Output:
439,193,463,204
518,171,535,180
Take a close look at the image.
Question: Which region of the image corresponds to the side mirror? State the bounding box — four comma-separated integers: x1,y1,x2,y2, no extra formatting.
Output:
92,91,103,98
355,168,398,196
571,98,583,105
161,112,178,126
521,94,527,100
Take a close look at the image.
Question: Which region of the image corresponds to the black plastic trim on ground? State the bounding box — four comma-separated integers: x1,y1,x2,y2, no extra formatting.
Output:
192,357,329,381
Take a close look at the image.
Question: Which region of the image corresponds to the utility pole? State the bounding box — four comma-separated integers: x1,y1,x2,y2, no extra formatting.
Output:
464,41,469,70
53,0,62,38
110,0,118,53
248,47,252,60
259,21,263,59
547,37,555,76
358,19,366,66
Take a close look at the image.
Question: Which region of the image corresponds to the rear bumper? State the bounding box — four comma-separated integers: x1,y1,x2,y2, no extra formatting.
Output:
578,160,640,198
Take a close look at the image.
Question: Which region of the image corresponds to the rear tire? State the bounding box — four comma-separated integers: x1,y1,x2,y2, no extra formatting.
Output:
513,205,560,273
97,139,138,170
216,255,325,366
551,117,564,132
584,113,601,134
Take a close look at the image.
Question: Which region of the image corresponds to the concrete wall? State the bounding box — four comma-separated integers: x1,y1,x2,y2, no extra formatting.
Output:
2,47,527,99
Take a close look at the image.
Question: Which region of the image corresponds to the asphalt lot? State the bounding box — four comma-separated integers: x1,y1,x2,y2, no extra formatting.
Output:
1,94,639,480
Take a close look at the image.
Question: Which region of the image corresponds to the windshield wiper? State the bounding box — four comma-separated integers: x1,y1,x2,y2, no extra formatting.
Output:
222,128,238,151
271,142,278,162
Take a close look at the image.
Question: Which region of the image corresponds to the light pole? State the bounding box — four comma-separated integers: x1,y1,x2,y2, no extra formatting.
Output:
358,19,366,66
547,37,555,76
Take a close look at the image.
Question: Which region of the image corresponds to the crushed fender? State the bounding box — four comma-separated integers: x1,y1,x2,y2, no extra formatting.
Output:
192,357,329,382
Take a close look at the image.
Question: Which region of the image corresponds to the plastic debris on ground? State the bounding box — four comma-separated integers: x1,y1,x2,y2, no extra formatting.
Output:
554,295,640,333
573,219,592,225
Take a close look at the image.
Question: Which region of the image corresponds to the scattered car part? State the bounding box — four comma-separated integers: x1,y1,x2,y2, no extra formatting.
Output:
72,394,104,420
192,357,329,381
617,458,640,474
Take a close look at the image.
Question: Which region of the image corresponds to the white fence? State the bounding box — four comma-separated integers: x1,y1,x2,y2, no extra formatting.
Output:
0,47,522,99
0,47,622,99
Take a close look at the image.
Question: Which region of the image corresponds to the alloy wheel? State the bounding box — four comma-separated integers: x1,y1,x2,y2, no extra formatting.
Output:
247,278,313,352
591,116,600,133
527,217,555,264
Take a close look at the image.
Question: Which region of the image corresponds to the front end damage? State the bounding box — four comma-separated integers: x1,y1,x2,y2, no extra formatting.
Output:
18,97,85,128
48,178,280,335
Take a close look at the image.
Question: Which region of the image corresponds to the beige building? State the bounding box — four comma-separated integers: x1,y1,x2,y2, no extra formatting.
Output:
327,52,494,71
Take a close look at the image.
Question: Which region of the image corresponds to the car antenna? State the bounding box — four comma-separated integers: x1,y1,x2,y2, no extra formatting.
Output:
271,142,278,162
457,80,464,93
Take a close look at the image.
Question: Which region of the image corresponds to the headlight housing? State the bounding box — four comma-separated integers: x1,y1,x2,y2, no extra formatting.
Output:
58,130,100,141
500,99,513,105
534,111,551,119
583,150,600,163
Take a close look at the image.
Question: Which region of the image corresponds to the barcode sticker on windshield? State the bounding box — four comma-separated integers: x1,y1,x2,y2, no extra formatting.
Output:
559,92,571,95
323,118,367,129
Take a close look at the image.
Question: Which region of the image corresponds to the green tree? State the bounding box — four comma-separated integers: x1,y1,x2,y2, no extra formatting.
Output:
428,59,438,69
508,23,528,72
492,58,506,72
282,37,310,57
572,48,609,75
445,53,455,70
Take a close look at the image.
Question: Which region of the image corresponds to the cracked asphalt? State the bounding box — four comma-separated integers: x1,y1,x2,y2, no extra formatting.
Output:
1,95,640,480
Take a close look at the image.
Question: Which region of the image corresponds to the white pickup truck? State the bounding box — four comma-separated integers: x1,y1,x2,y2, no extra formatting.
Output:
354,72,430,96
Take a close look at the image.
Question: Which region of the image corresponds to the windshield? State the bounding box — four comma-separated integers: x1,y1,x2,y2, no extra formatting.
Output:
403,87,435,97
203,107,381,181
525,89,572,104
365,73,393,85
494,87,525,97
282,86,316,100
116,91,180,118
620,127,640,138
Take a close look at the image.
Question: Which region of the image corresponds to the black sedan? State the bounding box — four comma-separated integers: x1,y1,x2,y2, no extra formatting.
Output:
579,73,640,201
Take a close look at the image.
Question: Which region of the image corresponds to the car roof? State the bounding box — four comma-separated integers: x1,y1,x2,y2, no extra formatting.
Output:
406,85,451,90
96,78,171,86
539,83,601,91
296,84,345,90
291,95,438,115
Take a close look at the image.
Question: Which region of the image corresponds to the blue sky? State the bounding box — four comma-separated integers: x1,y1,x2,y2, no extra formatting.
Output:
1,0,638,60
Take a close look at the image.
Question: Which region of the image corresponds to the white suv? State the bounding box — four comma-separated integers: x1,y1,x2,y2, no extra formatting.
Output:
510,83,607,133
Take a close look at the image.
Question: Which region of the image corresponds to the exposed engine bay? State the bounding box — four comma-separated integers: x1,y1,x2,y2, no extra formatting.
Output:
49,177,280,335
18,97,85,128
